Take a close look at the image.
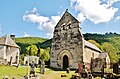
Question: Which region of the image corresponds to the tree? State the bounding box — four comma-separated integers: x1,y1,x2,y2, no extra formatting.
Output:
88,40,101,49
26,45,38,56
101,42,118,64
37,47,50,74
38,48,50,61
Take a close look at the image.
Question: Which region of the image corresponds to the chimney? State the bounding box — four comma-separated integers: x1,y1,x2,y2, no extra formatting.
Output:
10,35,15,40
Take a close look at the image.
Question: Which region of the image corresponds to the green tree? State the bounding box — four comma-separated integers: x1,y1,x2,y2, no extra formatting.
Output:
38,48,50,61
37,47,50,74
88,40,101,49
101,42,118,64
26,45,38,56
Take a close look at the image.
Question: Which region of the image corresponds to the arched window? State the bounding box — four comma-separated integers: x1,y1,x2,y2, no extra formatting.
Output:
92,53,94,58
61,23,65,30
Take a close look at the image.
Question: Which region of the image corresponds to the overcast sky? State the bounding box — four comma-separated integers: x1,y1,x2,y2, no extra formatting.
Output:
0,0,120,38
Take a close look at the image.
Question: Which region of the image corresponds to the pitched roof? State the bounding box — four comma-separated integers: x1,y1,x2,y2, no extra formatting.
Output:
0,35,19,48
84,40,101,52
55,9,80,28
98,53,109,58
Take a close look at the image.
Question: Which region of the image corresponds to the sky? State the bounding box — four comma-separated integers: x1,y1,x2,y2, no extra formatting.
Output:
0,0,120,38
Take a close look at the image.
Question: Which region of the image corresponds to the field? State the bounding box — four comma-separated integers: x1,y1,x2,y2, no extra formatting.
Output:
0,65,28,79
0,66,75,79
40,69,74,79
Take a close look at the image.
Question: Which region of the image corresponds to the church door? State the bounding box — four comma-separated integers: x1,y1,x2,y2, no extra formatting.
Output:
63,55,69,69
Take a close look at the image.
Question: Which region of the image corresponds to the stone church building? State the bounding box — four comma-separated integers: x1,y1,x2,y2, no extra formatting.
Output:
50,10,110,69
0,35,20,66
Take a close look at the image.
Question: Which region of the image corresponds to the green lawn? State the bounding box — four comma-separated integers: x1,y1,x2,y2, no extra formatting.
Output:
0,65,29,79
0,66,75,79
40,71,75,79
40,69,75,79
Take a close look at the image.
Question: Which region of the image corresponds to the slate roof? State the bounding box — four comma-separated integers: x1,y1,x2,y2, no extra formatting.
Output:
84,40,102,52
0,35,19,48
98,52,108,58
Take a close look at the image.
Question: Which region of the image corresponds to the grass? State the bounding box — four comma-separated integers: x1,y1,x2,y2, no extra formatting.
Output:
40,69,75,79
36,67,75,79
0,65,28,79
0,65,104,79
0,65,75,79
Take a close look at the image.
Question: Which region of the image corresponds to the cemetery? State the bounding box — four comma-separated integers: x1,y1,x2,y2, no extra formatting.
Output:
0,10,120,79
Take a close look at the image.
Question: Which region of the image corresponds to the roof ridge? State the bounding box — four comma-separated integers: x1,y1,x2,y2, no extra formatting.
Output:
84,40,101,52
0,35,19,48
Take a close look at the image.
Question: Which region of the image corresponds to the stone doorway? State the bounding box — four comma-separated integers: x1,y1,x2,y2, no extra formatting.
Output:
63,55,69,69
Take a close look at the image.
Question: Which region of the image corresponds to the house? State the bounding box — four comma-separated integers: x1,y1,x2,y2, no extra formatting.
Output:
24,56,39,65
83,40,102,70
50,9,110,69
0,35,20,66
98,52,110,68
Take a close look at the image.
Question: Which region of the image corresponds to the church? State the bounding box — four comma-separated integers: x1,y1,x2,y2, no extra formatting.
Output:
50,9,110,69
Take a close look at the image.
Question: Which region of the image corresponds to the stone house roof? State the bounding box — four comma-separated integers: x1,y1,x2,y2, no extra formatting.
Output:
84,40,102,52
55,9,80,29
98,52,109,58
0,35,19,48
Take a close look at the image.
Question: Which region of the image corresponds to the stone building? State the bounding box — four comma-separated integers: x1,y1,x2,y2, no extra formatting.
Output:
50,10,110,69
98,52,110,68
0,35,20,66
24,56,39,65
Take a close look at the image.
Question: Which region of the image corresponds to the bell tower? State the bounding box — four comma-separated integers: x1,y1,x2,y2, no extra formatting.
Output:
50,9,84,69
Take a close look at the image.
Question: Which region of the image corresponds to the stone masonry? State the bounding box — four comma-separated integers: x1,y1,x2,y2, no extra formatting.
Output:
50,10,109,70
50,10,84,69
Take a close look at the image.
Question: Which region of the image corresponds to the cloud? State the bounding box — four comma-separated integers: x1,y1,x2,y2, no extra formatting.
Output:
71,0,119,24
23,7,61,38
23,32,31,37
77,12,86,22
115,16,120,21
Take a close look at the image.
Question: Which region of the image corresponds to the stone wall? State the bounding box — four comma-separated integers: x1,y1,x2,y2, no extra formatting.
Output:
83,47,100,70
50,10,84,69
0,46,5,58
84,47,100,63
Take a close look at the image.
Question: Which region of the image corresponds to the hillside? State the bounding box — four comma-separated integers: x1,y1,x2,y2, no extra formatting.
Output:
15,33,120,55
15,33,120,64
15,37,47,44
15,37,48,54
84,33,120,54
83,33,120,44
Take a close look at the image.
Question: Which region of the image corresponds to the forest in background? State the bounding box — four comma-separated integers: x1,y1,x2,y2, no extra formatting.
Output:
15,32,120,64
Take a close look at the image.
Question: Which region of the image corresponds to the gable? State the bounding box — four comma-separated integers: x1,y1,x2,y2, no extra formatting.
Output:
0,35,19,48
55,9,80,29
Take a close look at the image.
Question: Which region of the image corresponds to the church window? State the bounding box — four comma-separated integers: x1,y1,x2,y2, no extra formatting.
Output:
63,25,65,30
67,21,71,29
61,23,66,30
92,53,94,58
68,24,71,29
